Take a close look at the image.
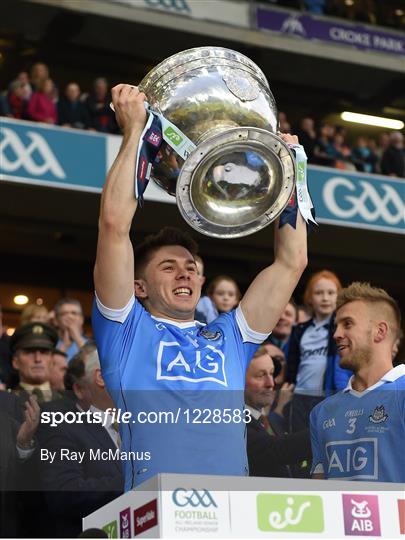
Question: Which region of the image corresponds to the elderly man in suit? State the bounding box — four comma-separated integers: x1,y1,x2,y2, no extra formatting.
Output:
37,347,123,538
245,346,312,477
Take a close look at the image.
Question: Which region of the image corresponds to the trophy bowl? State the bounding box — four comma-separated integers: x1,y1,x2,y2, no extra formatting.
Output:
139,47,296,238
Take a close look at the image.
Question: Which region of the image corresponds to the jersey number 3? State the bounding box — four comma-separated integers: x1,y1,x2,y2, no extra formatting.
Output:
346,418,357,434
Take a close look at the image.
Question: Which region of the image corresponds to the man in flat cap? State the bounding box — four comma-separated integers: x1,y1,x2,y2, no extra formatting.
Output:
10,322,62,404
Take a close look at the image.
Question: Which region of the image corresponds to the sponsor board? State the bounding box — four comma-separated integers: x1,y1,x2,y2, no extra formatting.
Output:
102,519,118,538
256,5,405,56
111,0,249,27
257,493,324,533
398,499,405,535
342,494,381,536
134,499,158,536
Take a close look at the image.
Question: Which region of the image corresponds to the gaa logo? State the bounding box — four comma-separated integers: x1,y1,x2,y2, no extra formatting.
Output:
144,0,191,13
172,488,217,508
0,127,66,179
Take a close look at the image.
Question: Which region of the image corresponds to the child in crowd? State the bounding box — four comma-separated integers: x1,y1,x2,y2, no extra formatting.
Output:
287,270,352,433
20,303,50,326
207,275,241,315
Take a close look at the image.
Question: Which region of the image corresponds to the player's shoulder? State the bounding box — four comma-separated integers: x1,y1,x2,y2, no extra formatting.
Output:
311,390,346,420
384,364,405,390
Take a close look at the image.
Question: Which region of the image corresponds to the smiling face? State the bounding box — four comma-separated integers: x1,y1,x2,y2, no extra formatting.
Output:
211,279,239,313
334,301,374,371
310,278,338,320
244,353,275,410
135,245,201,321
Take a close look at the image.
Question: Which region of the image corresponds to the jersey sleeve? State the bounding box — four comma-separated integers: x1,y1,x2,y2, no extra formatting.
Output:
309,403,325,476
91,294,144,377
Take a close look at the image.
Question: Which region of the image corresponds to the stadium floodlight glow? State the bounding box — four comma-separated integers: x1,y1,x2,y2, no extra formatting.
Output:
341,112,404,130
14,294,29,305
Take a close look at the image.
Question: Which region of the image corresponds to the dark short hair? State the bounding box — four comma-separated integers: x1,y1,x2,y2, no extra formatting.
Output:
134,227,198,278
63,341,96,391
64,355,85,391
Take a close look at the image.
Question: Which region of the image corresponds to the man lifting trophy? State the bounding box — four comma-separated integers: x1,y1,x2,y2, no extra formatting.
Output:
93,47,313,489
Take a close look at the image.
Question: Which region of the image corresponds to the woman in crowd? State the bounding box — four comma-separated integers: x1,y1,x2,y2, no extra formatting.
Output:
287,270,351,433
27,78,58,124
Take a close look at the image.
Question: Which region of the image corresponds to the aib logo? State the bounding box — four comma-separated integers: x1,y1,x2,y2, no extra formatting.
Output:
323,177,403,226
172,488,217,508
0,127,66,179
119,507,131,538
342,494,381,536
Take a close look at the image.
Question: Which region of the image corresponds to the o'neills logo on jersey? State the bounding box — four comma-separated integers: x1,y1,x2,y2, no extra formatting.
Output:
134,499,158,536
156,341,227,386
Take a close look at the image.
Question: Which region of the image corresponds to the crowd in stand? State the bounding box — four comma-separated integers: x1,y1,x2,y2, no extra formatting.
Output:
0,63,119,134
268,0,405,29
1,62,404,178
280,112,405,177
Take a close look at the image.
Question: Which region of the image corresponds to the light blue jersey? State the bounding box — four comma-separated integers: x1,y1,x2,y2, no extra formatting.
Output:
92,295,267,489
310,365,405,482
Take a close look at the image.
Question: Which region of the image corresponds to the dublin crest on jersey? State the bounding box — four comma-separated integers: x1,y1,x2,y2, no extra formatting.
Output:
198,328,222,341
369,405,388,424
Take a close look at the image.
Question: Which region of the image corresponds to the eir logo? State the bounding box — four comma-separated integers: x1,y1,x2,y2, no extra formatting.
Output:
156,341,227,386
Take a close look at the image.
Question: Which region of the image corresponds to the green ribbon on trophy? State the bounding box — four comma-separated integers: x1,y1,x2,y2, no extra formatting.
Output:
279,143,317,230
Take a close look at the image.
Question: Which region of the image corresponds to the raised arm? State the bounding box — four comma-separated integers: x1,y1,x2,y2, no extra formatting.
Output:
240,134,308,334
94,85,147,309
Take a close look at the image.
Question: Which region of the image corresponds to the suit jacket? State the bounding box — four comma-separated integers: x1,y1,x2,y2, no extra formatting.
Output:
247,416,312,478
0,391,24,423
37,412,124,537
0,393,26,537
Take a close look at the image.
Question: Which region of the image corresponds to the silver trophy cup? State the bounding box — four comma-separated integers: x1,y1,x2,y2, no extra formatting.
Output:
139,47,296,238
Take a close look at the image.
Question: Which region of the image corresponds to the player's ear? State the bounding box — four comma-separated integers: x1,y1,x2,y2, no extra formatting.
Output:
374,321,389,343
134,279,148,299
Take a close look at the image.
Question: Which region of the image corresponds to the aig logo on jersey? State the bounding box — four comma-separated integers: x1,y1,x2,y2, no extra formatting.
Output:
325,438,378,480
156,341,227,386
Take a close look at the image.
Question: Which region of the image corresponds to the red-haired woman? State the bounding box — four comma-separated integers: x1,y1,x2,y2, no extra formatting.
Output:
287,270,352,434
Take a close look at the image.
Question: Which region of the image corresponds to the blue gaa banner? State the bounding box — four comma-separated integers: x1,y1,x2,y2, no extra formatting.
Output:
0,117,107,191
1,118,403,234
256,5,405,56
309,166,405,235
